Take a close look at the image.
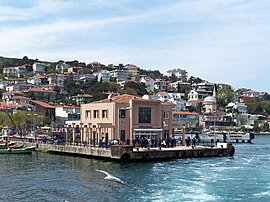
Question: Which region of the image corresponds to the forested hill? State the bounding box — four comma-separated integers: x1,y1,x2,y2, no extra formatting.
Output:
0,56,38,70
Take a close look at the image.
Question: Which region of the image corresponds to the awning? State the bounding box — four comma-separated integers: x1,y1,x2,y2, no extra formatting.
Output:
133,128,163,132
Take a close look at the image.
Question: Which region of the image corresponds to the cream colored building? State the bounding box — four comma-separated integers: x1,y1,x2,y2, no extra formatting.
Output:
79,94,174,143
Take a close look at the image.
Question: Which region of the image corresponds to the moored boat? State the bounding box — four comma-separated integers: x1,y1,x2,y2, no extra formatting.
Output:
181,131,254,144
0,146,35,154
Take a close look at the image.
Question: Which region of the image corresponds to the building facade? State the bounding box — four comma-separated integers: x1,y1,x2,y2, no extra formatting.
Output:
79,94,174,143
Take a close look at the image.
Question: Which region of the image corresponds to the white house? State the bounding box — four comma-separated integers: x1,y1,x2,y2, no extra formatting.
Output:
55,105,80,127
27,75,47,86
3,66,25,77
154,79,168,91
110,69,130,82
93,70,110,82
46,74,65,85
166,68,188,82
33,63,46,74
188,90,212,101
140,77,155,92
242,90,260,98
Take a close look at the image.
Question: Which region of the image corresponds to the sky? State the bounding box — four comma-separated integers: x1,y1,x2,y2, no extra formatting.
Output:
0,0,270,92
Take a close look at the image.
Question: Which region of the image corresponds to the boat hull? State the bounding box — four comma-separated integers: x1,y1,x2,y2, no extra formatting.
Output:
0,146,35,154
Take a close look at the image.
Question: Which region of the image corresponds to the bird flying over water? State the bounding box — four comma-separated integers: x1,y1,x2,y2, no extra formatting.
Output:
96,169,126,184
241,156,255,163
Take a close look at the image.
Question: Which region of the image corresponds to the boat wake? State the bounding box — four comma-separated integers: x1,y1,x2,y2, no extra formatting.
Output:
96,169,127,185
204,162,226,167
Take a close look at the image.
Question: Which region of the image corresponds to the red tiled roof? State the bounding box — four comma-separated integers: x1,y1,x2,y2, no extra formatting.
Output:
35,75,46,79
158,91,168,95
43,84,64,87
22,88,56,93
30,100,55,109
162,101,175,105
64,72,73,75
173,111,199,115
5,78,26,81
93,94,143,104
2,91,23,95
188,100,201,103
12,96,31,99
72,94,93,98
57,105,80,109
0,102,7,108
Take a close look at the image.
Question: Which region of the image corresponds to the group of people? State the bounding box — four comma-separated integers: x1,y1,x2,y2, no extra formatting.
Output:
132,136,179,148
98,135,200,149
185,136,198,148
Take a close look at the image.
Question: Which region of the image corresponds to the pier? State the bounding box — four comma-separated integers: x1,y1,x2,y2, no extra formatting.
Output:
21,141,235,162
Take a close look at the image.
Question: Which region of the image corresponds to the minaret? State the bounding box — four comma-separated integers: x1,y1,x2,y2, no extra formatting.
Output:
213,84,217,99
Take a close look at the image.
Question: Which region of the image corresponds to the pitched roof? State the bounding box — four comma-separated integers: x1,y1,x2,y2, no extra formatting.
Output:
35,75,46,79
173,111,199,115
72,94,93,98
2,91,23,95
22,88,56,93
158,91,168,95
12,96,31,99
162,101,175,105
30,100,55,109
93,94,143,104
188,100,201,103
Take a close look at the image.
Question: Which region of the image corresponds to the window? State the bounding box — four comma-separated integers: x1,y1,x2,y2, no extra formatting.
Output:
86,110,91,119
120,130,125,142
102,110,108,118
93,110,99,118
139,107,151,123
163,111,169,119
119,109,126,118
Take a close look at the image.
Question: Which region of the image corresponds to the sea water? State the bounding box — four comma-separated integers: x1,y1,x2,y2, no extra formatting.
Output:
0,135,269,202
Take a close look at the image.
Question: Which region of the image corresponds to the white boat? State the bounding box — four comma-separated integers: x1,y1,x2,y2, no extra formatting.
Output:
184,131,254,144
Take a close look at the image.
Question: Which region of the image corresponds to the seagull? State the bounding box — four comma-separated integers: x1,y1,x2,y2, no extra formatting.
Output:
241,156,255,163
96,169,126,184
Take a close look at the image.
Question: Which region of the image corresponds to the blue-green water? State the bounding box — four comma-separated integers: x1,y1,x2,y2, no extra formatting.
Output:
0,135,269,202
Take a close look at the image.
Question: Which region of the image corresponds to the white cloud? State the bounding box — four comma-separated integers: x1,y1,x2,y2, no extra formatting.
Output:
0,0,270,92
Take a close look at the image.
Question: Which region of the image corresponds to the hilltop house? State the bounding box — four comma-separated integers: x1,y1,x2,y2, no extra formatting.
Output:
27,75,48,86
72,94,94,105
3,66,26,77
166,68,188,82
140,77,155,92
93,70,110,82
33,63,46,74
22,88,56,102
110,69,130,82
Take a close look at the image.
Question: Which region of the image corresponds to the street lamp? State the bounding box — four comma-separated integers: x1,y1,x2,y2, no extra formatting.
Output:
27,113,38,135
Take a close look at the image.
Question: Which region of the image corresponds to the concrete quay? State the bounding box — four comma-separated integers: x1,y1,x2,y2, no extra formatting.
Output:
21,141,235,162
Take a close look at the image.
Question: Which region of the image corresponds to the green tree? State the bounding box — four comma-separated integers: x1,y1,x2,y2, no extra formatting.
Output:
123,81,147,96
12,112,27,133
63,79,81,96
217,86,234,107
260,101,270,115
0,113,10,126
253,121,260,133
188,76,204,85
261,122,270,132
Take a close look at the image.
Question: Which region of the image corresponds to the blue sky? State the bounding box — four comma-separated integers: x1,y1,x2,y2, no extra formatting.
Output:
1,0,270,92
